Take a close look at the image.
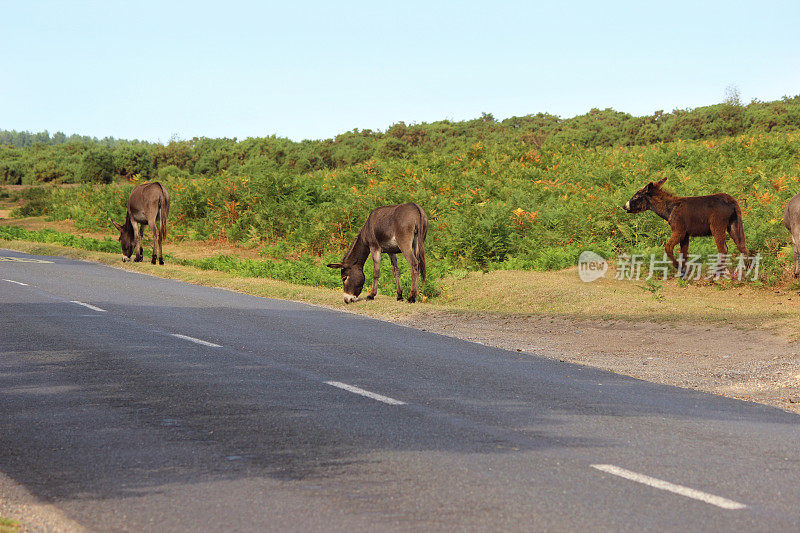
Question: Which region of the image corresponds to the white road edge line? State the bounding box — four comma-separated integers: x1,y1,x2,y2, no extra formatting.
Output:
3,279,29,286
324,381,406,406
591,464,747,510
170,334,222,348
70,300,107,313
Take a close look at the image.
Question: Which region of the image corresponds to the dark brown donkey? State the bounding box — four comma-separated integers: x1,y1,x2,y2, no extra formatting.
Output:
112,182,170,264
623,177,748,277
327,203,428,303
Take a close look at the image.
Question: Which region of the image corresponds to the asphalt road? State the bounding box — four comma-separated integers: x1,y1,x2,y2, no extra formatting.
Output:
2,248,800,532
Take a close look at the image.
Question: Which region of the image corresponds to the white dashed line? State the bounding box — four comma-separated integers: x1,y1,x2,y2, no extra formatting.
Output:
3,279,29,286
70,301,107,313
324,381,406,405
591,464,746,510
0,256,53,263
170,334,222,348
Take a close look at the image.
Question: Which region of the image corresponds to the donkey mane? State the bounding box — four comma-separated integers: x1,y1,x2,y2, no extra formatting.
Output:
121,213,135,237
341,228,370,267
644,184,678,221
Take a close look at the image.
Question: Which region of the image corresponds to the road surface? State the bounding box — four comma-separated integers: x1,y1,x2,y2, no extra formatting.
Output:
1,249,800,531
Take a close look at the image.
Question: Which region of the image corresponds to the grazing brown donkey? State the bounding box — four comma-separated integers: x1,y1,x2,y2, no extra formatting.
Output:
112,182,170,264
784,193,800,277
623,177,748,277
327,203,428,303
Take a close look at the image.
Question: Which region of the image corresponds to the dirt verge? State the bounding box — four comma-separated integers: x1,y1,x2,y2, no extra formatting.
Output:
396,312,800,414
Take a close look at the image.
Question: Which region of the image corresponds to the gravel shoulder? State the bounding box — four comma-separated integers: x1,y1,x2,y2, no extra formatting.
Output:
0,471,85,533
395,312,800,415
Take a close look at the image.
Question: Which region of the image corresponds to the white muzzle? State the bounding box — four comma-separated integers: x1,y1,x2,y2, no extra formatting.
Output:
343,293,359,304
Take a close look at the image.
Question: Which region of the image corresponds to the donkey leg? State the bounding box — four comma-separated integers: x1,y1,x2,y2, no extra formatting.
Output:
366,250,381,300
150,221,160,264
389,254,403,300
665,232,683,272
401,248,420,303
711,229,730,279
795,243,800,279
678,235,690,278
134,223,145,262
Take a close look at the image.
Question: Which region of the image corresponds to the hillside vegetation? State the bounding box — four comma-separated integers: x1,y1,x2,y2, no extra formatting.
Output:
3,96,800,296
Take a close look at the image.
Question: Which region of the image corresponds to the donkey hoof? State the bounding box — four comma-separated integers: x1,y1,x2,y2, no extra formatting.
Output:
151,257,157,265
407,295,416,303
134,256,143,263
159,258,164,265
366,294,375,300
396,294,403,301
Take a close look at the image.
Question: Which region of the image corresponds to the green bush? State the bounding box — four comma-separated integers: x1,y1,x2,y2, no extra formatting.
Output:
80,146,115,183
11,187,55,217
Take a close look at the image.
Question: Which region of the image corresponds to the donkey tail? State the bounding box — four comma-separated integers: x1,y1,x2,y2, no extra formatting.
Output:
157,182,169,240
418,235,427,283
415,204,428,283
732,202,748,255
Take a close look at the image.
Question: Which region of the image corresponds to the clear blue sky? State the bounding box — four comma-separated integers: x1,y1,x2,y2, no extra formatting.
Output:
2,0,798,143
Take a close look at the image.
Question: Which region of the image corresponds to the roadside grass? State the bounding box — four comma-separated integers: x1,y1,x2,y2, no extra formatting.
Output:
2,219,799,335
0,517,19,533
438,267,797,330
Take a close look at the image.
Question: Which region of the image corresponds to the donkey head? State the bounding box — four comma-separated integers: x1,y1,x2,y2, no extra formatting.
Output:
111,219,134,261
326,261,365,303
624,177,667,213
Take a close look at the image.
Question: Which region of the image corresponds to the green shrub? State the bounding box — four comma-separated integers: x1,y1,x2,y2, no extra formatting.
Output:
80,146,115,183
11,187,54,217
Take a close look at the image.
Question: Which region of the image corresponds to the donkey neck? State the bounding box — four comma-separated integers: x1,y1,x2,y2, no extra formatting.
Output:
648,191,677,221
122,213,135,234
343,231,371,268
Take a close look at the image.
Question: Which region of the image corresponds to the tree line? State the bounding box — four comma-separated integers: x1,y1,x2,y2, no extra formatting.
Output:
1,95,799,186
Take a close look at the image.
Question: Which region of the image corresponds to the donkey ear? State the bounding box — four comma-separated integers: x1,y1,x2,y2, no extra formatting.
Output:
111,219,123,231
326,263,344,269
654,177,667,187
